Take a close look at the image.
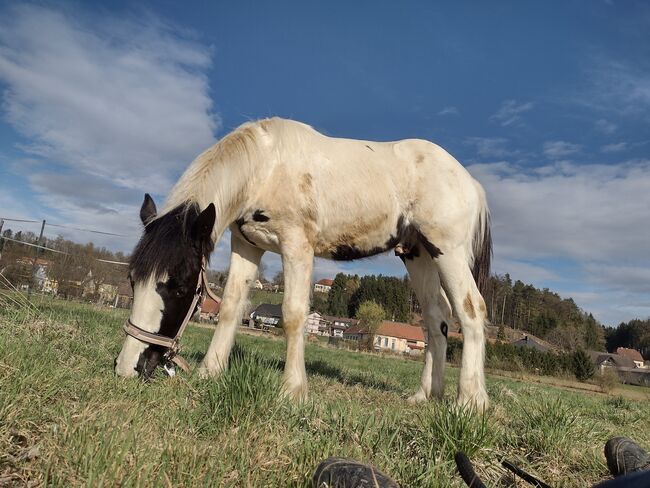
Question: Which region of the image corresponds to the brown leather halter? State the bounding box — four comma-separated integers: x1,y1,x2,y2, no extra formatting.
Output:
123,257,221,373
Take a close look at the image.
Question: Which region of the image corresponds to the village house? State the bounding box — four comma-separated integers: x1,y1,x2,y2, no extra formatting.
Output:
313,278,334,293
305,311,325,335
200,296,221,322
615,347,647,369
250,303,282,329
344,320,426,355
321,315,358,337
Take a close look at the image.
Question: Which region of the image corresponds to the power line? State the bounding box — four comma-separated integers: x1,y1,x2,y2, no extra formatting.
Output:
1,216,129,237
0,217,40,223
1,236,129,265
45,222,127,237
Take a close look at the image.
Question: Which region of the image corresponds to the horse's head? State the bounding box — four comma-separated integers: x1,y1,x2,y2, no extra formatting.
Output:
114,194,215,379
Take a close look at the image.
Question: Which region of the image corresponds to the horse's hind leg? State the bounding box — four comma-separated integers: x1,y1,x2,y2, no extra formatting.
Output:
403,250,452,404
199,234,264,376
434,246,489,410
279,232,314,400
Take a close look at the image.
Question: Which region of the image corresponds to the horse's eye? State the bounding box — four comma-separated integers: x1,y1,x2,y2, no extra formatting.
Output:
175,287,187,297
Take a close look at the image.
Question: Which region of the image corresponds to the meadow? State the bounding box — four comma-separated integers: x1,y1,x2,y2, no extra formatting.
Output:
1,296,649,487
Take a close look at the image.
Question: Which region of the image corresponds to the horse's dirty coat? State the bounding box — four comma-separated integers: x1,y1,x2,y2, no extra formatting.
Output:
116,117,492,410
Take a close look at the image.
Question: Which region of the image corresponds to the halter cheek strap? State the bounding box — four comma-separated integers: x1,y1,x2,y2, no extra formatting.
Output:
123,257,220,373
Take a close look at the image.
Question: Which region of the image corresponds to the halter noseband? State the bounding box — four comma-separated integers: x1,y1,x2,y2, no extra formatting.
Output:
123,256,220,373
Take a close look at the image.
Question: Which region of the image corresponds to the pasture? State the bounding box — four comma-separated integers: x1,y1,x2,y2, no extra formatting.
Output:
1,297,649,487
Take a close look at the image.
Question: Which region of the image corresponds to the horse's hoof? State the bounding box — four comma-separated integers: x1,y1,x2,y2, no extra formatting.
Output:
457,391,489,412
407,390,428,404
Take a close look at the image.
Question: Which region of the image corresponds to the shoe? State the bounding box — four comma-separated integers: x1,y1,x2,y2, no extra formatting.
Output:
604,437,650,476
312,457,400,488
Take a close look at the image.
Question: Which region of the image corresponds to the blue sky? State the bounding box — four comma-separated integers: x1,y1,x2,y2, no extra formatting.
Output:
0,1,649,325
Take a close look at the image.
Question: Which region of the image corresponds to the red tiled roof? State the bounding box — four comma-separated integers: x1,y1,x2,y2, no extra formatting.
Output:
616,347,644,362
345,321,426,342
377,321,425,342
201,296,221,314
316,279,334,286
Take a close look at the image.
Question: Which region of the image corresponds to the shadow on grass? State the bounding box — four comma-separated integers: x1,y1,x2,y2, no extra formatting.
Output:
305,359,401,392
185,346,400,392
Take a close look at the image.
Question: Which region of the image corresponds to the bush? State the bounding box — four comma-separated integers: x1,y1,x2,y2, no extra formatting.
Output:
595,367,620,394
573,349,595,381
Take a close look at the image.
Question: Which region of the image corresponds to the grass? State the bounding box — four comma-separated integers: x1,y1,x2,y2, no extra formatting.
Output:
1,296,649,487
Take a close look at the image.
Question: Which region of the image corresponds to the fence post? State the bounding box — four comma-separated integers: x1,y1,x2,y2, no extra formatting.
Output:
0,219,4,261
28,219,46,296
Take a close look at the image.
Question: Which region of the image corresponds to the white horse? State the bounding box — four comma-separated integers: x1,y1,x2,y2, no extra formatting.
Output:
115,117,492,410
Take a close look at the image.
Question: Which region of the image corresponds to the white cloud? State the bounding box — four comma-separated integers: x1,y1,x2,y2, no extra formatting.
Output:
542,140,581,159
464,137,513,158
468,159,650,324
0,4,218,245
601,142,628,153
438,106,459,116
490,99,534,126
594,118,617,134
584,59,650,115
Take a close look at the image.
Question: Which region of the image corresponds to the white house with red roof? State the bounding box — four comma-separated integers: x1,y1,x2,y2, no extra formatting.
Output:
313,278,334,293
344,320,426,354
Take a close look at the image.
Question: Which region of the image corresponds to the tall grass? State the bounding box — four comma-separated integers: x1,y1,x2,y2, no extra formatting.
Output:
1,296,649,486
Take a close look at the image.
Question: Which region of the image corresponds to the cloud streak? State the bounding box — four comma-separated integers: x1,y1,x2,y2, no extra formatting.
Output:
490,99,534,127
0,4,218,246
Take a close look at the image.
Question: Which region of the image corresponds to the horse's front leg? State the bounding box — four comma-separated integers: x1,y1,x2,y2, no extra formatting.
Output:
199,234,264,376
279,234,314,400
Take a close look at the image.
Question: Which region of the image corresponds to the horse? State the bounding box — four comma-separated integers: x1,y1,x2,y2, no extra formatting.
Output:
114,117,492,410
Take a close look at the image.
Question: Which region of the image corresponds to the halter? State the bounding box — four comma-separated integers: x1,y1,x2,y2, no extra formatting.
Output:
123,256,221,373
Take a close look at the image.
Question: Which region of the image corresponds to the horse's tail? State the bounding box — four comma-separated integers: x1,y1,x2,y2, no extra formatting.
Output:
470,180,492,295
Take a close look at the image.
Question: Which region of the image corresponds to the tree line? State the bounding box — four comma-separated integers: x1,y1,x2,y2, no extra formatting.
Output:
0,228,128,298
605,319,650,359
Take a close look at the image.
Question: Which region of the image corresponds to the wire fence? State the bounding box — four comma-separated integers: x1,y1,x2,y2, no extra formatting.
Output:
0,215,130,266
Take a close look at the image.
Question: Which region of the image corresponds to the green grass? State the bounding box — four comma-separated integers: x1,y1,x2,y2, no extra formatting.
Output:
1,296,649,487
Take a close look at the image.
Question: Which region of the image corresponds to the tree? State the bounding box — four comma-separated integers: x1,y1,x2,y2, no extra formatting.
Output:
573,349,595,382
272,271,284,290
496,325,506,343
355,301,386,351
327,273,349,317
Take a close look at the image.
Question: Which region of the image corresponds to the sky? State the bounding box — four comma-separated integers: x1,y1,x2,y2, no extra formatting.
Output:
0,1,649,326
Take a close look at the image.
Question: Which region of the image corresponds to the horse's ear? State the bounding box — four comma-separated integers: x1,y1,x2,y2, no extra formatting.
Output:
192,203,216,242
140,193,157,225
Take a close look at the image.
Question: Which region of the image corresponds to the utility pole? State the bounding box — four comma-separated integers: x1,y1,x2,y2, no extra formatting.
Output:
0,219,4,261
29,219,46,296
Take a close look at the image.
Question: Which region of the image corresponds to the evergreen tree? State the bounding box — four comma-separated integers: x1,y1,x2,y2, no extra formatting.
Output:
326,273,349,317
573,349,595,382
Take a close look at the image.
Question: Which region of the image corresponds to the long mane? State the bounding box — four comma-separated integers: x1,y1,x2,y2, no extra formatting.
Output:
160,120,268,237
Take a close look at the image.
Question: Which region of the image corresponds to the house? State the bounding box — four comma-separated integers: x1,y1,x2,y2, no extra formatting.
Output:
114,282,132,308
305,311,325,335
250,303,282,328
344,320,426,354
616,347,646,369
321,315,359,337
200,296,221,322
511,335,550,352
590,352,636,370
314,279,334,293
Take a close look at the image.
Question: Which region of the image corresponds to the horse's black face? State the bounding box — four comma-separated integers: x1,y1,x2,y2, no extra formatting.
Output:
114,194,215,379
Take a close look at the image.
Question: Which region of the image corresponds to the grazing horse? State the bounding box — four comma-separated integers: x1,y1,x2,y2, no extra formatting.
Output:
114,117,492,410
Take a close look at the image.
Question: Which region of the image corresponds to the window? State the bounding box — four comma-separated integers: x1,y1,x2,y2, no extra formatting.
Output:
383,337,388,347
391,339,396,350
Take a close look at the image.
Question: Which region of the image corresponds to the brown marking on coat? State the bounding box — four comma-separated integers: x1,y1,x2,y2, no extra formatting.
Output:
478,298,486,314
463,293,476,319
299,173,313,193
416,154,425,164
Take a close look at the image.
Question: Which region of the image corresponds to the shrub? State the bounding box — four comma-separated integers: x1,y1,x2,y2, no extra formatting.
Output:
595,367,620,394
573,349,595,382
